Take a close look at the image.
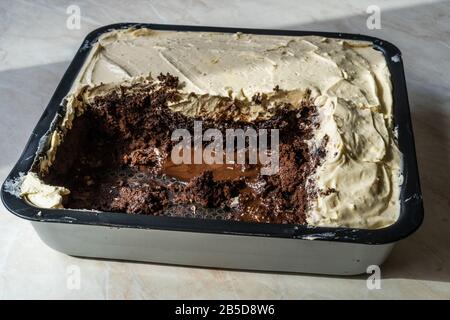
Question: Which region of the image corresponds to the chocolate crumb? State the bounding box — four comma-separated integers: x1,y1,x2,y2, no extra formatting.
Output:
44,74,326,224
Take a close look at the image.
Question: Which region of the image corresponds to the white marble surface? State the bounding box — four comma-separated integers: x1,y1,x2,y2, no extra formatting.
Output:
0,0,449,299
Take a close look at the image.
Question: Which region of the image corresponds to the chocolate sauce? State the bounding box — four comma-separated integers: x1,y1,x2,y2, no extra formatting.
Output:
162,149,260,182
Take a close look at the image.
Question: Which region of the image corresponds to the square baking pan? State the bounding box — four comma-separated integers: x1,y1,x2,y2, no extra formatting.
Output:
1,23,424,275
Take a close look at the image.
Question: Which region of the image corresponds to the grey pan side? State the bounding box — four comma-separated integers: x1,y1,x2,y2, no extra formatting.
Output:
33,221,394,275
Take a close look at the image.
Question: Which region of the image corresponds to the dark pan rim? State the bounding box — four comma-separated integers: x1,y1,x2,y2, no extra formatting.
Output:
1,23,424,245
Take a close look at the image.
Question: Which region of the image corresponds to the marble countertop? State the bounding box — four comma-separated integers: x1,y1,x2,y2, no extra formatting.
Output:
0,0,449,299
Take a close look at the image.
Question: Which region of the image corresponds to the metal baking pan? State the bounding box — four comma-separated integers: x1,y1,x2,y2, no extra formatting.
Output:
1,23,424,275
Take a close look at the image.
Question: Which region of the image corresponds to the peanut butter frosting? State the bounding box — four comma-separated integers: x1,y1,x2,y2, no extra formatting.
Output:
21,28,402,229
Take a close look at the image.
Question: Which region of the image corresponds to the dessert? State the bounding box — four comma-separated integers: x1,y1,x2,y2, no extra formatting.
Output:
20,28,402,229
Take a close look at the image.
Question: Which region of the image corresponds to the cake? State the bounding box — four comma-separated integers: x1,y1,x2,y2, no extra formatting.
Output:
20,28,402,229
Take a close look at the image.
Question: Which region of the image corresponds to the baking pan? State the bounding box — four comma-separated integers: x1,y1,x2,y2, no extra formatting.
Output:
1,23,424,275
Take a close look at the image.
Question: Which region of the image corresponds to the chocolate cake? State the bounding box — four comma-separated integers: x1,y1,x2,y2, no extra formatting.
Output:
20,28,403,229
42,74,325,224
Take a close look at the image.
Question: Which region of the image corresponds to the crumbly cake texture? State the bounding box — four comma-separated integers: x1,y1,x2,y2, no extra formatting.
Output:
20,28,402,229
42,75,324,224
